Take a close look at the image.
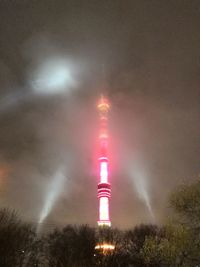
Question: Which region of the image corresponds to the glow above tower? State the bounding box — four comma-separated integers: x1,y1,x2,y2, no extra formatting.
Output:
97,95,111,227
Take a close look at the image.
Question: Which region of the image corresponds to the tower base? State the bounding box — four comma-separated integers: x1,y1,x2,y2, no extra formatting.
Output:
97,220,111,227
95,223,115,255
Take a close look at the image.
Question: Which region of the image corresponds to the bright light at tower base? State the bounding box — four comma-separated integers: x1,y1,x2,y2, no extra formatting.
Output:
95,243,115,255
97,221,111,227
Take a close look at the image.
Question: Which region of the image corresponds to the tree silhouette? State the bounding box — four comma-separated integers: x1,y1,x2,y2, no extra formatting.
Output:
124,224,160,267
0,208,35,267
46,224,96,267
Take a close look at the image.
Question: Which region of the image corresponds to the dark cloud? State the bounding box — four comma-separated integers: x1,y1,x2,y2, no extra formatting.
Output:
0,0,199,229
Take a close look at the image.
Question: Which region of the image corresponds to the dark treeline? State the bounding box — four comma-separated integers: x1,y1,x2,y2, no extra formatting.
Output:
0,180,200,267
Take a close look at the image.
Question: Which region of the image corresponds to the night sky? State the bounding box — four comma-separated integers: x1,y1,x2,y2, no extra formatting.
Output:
0,0,199,230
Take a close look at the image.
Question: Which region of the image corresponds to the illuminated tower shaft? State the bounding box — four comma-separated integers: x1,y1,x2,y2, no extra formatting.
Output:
97,96,111,227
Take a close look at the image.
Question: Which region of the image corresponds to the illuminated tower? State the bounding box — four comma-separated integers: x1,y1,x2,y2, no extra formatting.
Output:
97,95,111,227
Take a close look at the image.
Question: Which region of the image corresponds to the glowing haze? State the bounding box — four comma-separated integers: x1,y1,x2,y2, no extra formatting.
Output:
0,57,75,114
31,58,75,95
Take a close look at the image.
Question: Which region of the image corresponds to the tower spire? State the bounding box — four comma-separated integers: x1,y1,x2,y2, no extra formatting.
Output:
97,95,111,227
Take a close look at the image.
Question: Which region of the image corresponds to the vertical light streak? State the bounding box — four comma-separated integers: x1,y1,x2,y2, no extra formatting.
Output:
130,163,155,221
37,167,66,233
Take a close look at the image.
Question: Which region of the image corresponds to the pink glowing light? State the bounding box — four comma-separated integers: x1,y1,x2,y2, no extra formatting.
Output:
100,162,108,183
99,197,110,221
97,95,111,227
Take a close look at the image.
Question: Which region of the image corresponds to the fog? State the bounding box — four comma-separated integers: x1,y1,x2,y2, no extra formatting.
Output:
0,0,199,230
